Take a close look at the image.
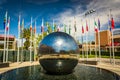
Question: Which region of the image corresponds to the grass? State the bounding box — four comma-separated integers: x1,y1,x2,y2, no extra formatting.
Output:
79,54,120,59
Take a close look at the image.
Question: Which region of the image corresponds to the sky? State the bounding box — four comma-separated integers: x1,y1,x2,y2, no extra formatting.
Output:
0,0,120,42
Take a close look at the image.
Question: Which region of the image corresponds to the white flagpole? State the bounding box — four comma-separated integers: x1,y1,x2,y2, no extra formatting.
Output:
110,9,115,65
34,21,37,61
21,19,24,62
112,29,115,65
3,12,7,63
6,17,10,62
108,14,112,63
88,19,91,55
17,15,20,63
30,17,32,63
95,31,97,61
98,27,101,62
98,18,101,63
86,31,88,60
82,34,84,60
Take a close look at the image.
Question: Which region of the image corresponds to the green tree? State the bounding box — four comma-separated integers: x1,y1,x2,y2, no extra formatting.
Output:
22,28,31,50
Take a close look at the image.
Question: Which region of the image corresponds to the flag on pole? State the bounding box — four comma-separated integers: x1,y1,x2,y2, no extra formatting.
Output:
3,12,7,29
111,17,115,29
21,19,24,32
69,25,71,34
64,24,66,33
82,25,84,34
94,21,98,32
18,15,21,31
30,17,32,32
57,25,60,32
6,17,10,31
86,20,88,32
52,19,54,32
41,19,44,33
74,17,77,32
34,22,36,34
98,18,100,30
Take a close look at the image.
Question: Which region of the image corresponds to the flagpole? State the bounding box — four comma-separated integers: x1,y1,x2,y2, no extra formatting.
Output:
21,19,24,62
98,18,101,63
34,21,37,61
82,34,84,60
107,14,112,63
88,19,91,55
17,15,20,63
6,17,10,62
30,17,32,63
110,9,115,65
112,29,115,65
94,19,97,61
3,12,7,63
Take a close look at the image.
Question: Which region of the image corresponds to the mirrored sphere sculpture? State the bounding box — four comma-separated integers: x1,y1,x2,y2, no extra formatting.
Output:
38,32,79,74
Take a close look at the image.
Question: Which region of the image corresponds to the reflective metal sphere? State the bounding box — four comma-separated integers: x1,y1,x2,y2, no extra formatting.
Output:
38,32,79,74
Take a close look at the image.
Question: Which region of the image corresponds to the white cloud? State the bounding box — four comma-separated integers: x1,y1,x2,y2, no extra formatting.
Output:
54,0,120,42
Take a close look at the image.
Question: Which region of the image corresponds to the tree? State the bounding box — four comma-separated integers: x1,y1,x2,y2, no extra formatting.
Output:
22,28,31,50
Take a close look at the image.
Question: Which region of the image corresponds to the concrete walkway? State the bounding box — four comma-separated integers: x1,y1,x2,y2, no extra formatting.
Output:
0,58,120,76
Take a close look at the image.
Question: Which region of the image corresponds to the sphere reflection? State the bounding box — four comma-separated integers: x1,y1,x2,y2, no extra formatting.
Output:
38,32,79,74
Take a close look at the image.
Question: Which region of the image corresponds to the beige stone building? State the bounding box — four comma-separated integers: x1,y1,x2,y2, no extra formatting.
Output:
0,35,16,51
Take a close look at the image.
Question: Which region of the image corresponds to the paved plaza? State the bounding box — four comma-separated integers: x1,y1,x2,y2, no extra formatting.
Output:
0,58,120,76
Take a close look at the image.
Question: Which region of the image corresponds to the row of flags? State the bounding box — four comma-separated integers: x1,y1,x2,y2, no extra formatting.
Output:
3,12,10,32
2,12,115,37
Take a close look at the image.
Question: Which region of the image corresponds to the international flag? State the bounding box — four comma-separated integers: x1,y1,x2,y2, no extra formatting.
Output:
52,19,54,32
64,24,66,33
3,11,7,29
98,18,100,30
34,21,36,34
18,15,21,31
69,25,71,34
30,17,32,32
57,25,60,32
82,25,84,34
86,20,88,32
21,19,24,32
74,17,77,32
41,19,44,33
111,17,115,29
6,17,10,31
94,21,98,32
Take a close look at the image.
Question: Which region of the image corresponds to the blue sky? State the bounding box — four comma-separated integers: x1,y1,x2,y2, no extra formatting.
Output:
0,0,120,41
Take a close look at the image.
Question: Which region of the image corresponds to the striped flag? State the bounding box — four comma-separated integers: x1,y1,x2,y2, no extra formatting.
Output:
30,17,32,32
18,15,21,31
69,25,71,34
41,19,44,33
86,20,88,32
3,12,7,29
6,17,10,31
94,21,98,32
64,24,66,33
57,25,60,32
34,21,36,34
82,25,84,34
74,17,77,32
21,19,24,33
111,17,115,29
98,18,100,30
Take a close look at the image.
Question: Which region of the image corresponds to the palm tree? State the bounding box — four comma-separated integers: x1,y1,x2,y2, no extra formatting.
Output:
22,28,31,50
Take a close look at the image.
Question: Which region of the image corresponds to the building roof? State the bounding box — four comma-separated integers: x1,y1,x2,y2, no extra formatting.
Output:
0,34,15,40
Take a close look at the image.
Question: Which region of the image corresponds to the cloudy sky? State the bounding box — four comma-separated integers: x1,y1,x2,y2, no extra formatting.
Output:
0,0,120,42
